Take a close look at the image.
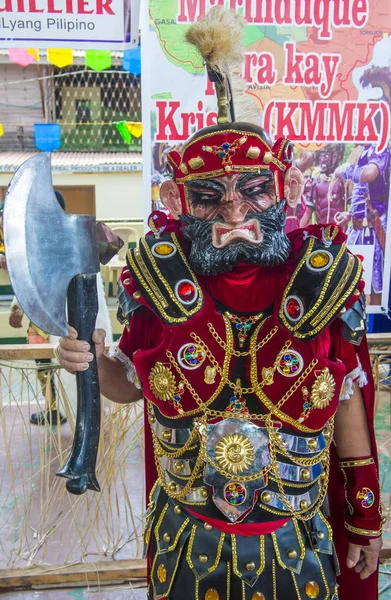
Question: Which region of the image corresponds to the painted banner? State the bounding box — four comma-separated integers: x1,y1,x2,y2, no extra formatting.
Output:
142,0,391,313
0,0,139,48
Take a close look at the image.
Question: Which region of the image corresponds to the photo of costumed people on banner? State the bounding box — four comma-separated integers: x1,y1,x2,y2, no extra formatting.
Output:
144,0,391,312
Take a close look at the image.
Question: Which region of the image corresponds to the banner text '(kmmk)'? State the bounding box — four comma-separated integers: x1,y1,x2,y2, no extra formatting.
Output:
156,99,390,153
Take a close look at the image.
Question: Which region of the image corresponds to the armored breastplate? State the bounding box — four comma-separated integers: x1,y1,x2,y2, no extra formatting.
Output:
124,229,363,524
149,405,332,525
138,307,344,524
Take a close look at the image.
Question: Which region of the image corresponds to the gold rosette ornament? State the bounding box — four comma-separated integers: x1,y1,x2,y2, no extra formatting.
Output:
149,362,176,401
310,367,336,409
215,433,255,475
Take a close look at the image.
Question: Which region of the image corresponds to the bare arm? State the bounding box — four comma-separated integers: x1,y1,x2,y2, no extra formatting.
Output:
299,205,313,228
58,326,142,405
334,383,371,458
96,351,142,404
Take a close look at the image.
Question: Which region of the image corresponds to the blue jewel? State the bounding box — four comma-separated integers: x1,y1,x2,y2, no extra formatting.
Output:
222,143,230,150
284,354,291,360
237,495,244,501
218,151,226,158
190,359,197,364
236,323,242,329
230,396,236,403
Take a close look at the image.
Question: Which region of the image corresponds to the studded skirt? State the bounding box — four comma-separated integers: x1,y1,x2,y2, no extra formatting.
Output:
145,489,339,600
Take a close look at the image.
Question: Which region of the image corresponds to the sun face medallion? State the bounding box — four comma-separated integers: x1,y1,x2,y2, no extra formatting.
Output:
310,368,336,409
215,433,255,475
148,362,176,401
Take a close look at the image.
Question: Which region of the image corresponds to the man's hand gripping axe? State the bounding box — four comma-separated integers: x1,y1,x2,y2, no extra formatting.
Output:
3,153,123,495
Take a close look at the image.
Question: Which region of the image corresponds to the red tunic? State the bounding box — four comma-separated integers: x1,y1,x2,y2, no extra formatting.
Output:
117,226,378,600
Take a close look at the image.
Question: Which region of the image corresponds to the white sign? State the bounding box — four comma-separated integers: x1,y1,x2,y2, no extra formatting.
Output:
0,0,138,49
348,245,375,296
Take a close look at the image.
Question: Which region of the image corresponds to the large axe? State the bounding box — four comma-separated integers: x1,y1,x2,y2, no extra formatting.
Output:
3,153,123,495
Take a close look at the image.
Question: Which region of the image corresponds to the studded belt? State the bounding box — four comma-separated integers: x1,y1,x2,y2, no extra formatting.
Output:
259,482,322,513
277,431,326,454
152,419,195,446
152,417,327,457
161,455,323,486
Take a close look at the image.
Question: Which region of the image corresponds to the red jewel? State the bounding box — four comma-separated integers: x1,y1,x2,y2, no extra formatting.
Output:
177,281,196,302
286,298,302,319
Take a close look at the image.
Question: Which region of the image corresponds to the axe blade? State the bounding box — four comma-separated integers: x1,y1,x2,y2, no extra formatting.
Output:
4,153,100,337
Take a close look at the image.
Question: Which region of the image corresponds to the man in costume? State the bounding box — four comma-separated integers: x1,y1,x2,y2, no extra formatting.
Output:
334,142,389,305
57,8,382,600
300,145,346,228
334,66,391,305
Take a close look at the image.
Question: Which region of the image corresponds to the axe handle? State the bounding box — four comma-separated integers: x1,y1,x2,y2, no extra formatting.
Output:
56,273,101,495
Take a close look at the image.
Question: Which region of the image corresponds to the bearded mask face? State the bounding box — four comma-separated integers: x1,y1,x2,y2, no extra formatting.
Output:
181,203,289,276
180,172,290,276
160,163,303,277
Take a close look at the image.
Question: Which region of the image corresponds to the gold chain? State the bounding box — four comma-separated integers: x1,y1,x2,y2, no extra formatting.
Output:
150,413,209,500
266,417,330,521
266,361,318,414
172,331,303,425
207,318,277,357
203,407,280,424
190,331,254,394
191,329,289,396
167,350,228,410
165,314,234,413
150,302,334,513
271,419,334,467
248,315,319,432
152,428,200,460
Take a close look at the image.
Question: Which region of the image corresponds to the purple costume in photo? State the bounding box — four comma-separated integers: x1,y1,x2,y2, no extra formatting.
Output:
340,144,390,294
